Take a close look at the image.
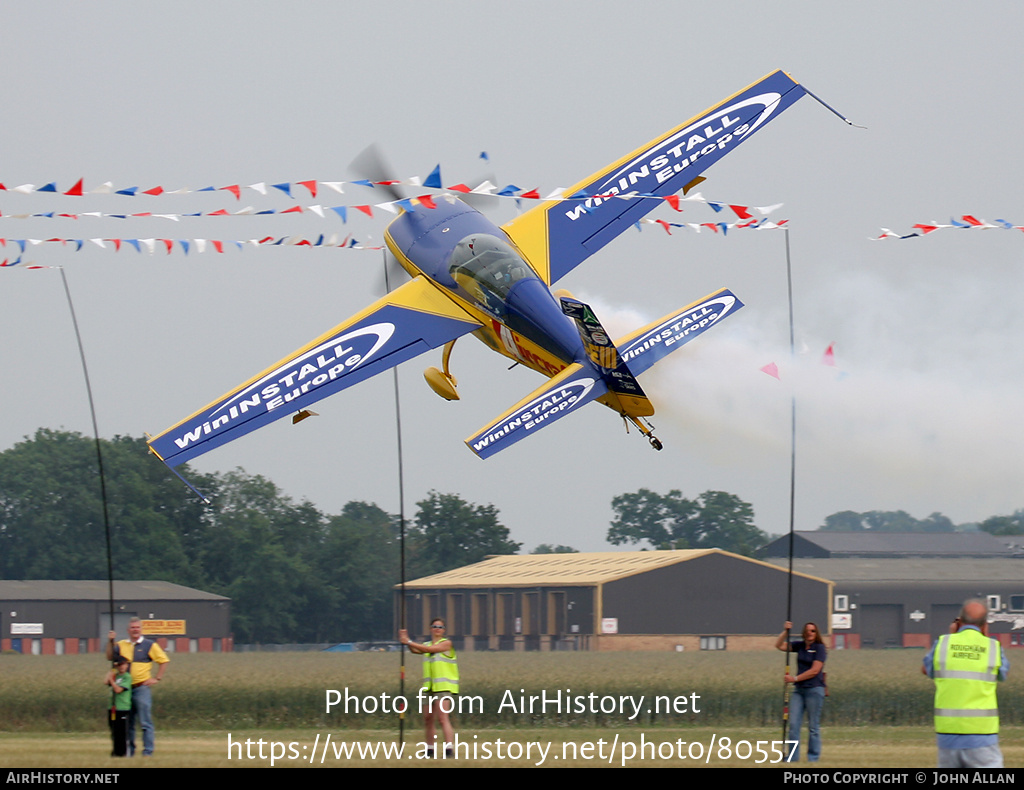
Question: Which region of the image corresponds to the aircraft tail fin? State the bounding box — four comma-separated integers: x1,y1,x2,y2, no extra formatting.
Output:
560,296,653,418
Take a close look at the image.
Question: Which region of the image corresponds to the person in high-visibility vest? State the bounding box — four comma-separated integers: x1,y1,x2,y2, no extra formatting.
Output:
922,599,1008,769
400,618,459,758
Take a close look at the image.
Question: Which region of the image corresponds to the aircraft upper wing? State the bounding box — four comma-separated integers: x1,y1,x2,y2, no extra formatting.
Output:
502,70,806,284
148,276,482,467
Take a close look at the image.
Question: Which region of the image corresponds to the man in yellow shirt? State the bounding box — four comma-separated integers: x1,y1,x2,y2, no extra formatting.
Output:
106,617,169,757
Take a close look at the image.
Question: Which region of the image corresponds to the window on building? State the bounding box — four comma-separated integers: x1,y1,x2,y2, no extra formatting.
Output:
700,636,726,651
987,595,1001,612
834,594,849,612
1009,595,1024,612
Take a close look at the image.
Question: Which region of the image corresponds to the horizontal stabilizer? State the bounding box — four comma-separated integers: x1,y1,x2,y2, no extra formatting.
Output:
149,276,481,467
466,363,608,459
614,288,744,377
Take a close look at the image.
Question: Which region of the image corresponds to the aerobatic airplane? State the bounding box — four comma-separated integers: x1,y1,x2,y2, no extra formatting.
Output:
148,70,811,470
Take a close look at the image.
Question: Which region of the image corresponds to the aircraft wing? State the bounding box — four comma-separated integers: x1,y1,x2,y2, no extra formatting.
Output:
615,288,743,377
502,70,806,284
148,276,482,467
465,362,608,459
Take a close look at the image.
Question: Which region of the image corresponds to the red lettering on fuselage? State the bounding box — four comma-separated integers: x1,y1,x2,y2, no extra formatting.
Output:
489,319,562,377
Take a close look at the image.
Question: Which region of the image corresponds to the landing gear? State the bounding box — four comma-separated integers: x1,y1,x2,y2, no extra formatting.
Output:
424,340,460,401
622,415,663,452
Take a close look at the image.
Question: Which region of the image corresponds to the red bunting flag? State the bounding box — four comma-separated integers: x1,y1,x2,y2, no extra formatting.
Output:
143,186,165,196
64,178,84,197
280,205,303,214
212,240,224,253
822,343,836,367
663,195,681,212
655,219,672,234
520,188,540,200
729,205,752,219
162,239,173,254
220,185,240,200
912,224,939,234
416,194,436,209
448,184,471,193
208,209,230,216
760,362,780,380
297,180,318,198
961,215,983,226
354,205,373,217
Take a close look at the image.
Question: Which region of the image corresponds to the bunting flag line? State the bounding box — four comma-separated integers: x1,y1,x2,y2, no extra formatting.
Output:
0,173,783,223
871,215,1024,240
0,196,785,227
0,234,381,257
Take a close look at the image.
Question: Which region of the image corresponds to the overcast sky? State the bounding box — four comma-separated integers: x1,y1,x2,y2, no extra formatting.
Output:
2,1,1022,552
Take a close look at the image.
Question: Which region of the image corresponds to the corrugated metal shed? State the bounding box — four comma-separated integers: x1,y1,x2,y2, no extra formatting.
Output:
761,530,1021,558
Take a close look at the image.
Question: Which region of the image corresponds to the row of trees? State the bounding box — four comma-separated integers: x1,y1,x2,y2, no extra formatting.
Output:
0,429,519,643
820,509,1024,535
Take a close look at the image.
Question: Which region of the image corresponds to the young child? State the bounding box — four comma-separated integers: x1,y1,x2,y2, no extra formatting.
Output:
105,657,132,757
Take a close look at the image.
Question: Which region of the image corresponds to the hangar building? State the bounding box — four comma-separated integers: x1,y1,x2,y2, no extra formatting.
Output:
0,580,232,655
397,549,830,651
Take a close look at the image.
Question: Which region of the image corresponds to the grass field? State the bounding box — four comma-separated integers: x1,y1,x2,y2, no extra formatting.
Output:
1,649,1019,768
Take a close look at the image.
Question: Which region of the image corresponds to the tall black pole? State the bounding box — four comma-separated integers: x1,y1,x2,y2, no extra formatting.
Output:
59,267,116,634
383,252,408,744
781,227,797,743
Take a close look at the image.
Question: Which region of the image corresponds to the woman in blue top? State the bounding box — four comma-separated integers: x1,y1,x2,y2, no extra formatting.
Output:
776,620,827,762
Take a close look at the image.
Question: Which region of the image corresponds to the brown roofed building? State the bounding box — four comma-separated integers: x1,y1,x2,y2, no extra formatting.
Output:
398,549,830,652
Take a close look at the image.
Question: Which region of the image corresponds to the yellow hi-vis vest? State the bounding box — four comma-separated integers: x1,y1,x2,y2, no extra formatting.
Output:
933,628,1001,735
422,639,459,694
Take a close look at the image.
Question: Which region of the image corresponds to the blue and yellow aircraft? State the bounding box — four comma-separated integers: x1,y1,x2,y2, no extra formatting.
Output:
148,70,809,468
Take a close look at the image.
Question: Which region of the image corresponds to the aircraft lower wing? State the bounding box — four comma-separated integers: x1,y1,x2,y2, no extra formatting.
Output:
614,288,743,376
502,70,806,284
148,276,482,467
465,362,608,460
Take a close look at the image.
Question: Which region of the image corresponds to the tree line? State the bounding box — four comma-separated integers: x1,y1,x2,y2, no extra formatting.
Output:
0,429,518,644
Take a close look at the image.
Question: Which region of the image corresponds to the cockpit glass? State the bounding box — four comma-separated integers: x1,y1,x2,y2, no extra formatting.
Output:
448,234,532,313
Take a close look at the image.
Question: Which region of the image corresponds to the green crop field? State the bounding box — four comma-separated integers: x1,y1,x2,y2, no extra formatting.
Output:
1,649,1020,768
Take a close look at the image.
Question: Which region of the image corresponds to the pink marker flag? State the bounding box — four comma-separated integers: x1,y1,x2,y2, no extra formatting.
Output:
822,343,836,367
760,362,780,379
